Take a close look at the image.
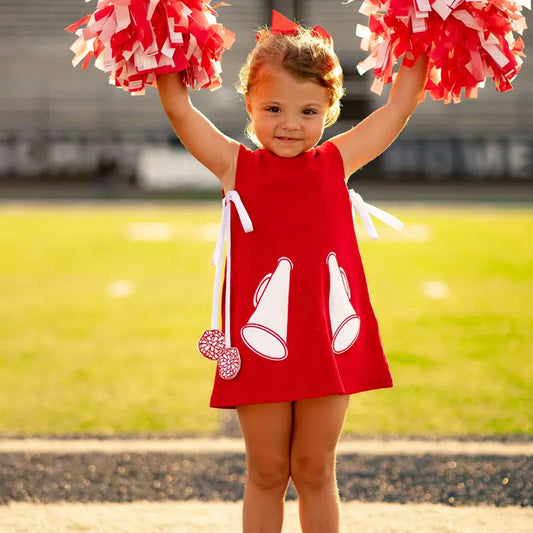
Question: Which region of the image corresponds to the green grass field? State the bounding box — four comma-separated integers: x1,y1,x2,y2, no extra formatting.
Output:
0,202,531,436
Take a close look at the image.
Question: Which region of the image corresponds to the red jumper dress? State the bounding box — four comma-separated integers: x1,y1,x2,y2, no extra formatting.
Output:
209,141,393,408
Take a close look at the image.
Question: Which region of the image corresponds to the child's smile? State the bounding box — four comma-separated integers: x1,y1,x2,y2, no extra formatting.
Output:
245,66,330,158
276,136,301,143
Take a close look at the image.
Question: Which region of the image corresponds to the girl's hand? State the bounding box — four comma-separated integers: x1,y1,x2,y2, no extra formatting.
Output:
330,54,429,179
156,72,240,191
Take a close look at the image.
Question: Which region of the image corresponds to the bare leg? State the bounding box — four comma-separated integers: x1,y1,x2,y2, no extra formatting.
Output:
237,402,293,533
290,394,350,533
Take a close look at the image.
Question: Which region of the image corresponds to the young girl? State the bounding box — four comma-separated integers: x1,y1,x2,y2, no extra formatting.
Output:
157,12,428,533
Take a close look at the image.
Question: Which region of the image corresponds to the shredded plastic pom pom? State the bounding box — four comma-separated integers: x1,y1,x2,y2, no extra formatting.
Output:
66,0,235,94
351,0,529,103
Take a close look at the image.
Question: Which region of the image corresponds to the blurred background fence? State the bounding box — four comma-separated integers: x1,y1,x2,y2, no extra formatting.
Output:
0,0,531,195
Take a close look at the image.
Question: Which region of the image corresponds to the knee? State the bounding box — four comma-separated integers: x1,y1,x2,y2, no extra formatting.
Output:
291,452,336,492
247,455,290,492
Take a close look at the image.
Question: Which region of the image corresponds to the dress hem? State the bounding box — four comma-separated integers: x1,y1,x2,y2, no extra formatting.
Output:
210,380,393,410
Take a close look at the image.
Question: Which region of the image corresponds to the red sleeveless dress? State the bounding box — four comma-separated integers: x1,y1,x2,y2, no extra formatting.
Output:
209,141,393,408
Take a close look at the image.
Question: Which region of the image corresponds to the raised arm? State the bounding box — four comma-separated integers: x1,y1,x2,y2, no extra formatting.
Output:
330,54,429,179
156,72,241,191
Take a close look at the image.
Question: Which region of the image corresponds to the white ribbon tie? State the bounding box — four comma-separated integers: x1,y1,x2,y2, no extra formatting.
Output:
348,189,404,240
210,191,253,347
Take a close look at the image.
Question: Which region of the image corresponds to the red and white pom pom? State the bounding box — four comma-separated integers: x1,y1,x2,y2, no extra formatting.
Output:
198,329,225,361
217,347,241,380
352,0,529,103
66,0,235,95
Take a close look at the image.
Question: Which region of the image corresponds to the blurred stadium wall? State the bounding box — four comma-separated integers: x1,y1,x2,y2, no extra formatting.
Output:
0,0,531,192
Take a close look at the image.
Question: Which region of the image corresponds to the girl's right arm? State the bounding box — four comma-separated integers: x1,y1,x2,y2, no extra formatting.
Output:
156,72,241,191
330,54,429,179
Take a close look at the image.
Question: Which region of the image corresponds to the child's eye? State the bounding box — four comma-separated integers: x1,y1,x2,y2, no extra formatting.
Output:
303,108,317,116
266,106,281,113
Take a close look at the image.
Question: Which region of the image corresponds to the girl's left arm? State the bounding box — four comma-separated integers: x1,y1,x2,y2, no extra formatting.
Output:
330,54,429,179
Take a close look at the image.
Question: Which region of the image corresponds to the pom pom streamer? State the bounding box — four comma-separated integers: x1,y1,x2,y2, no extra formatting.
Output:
66,0,235,94
350,0,529,102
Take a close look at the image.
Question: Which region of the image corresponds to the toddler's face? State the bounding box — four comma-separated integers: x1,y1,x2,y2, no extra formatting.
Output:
245,67,330,158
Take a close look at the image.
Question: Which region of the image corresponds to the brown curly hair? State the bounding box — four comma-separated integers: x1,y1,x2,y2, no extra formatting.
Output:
237,27,345,147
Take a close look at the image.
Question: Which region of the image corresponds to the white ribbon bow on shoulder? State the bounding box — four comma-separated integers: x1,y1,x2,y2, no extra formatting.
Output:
348,189,404,240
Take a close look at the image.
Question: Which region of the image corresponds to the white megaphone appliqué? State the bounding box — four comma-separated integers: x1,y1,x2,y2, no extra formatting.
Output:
327,252,360,354
241,257,293,360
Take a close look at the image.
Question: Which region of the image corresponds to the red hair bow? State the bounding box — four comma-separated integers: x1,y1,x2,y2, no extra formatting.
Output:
267,10,332,43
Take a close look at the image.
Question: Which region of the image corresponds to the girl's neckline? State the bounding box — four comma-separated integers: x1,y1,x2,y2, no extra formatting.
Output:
260,143,326,159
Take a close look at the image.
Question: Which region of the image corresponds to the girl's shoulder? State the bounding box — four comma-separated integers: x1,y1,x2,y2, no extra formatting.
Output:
317,140,342,158
316,140,345,171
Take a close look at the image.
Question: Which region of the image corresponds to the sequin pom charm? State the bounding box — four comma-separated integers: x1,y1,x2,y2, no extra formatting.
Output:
198,330,241,380
217,348,242,380
198,329,225,361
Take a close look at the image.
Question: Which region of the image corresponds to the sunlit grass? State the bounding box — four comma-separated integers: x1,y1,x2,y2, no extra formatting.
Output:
0,203,531,436
351,205,532,435
0,204,219,435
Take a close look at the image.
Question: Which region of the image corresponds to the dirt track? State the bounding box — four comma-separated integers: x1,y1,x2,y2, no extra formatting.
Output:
0,437,531,532
1,501,532,533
